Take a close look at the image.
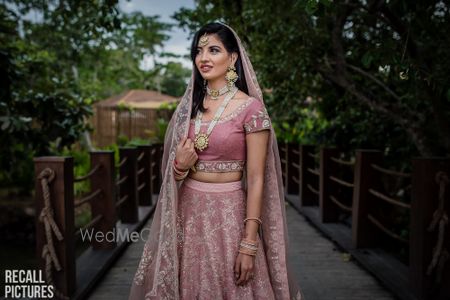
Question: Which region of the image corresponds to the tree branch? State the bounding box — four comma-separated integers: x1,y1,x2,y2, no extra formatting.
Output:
325,69,432,155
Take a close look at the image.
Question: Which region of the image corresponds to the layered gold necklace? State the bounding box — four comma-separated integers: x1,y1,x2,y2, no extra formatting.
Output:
194,85,238,151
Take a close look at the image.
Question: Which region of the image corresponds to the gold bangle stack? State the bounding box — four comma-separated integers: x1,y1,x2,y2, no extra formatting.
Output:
238,238,258,256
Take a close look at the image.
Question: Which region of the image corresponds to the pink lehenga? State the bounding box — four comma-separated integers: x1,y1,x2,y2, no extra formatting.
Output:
129,23,302,300
177,178,276,299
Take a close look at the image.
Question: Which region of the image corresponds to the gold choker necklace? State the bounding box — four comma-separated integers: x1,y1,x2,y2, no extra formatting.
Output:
206,84,231,100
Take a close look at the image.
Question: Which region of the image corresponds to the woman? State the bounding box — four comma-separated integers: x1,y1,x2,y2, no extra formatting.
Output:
129,22,302,300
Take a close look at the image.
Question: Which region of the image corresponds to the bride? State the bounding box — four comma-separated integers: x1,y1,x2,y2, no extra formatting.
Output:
129,22,302,300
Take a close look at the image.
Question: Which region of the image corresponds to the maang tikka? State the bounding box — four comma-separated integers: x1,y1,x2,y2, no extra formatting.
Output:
225,65,238,88
199,33,209,47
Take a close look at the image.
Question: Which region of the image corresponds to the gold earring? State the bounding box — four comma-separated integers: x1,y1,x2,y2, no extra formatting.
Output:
225,65,238,88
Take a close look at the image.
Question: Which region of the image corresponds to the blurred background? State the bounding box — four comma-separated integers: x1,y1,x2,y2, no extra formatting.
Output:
1,0,449,299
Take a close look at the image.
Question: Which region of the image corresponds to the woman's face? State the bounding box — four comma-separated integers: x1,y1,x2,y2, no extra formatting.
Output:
194,33,237,82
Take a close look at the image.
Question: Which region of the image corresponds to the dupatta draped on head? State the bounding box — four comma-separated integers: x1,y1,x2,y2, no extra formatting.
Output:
129,23,302,300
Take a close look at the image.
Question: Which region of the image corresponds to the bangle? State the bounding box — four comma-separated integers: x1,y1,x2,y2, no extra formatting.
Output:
241,237,258,245
173,160,189,180
174,172,188,180
244,217,262,226
238,248,257,256
239,237,258,255
174,159,189,172
240,243,258,251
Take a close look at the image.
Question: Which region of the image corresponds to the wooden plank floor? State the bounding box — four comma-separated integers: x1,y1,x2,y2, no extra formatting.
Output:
87,202,396,300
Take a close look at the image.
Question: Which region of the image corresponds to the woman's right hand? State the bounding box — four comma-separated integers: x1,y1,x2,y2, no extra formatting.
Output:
175,137,198,170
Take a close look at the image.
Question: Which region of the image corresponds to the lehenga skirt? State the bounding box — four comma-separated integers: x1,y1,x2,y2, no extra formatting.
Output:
177,177,276,300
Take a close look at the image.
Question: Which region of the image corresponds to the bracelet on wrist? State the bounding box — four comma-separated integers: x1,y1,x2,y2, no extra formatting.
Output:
174,159,189,172
238,248,257,256
244,217,262,226
238,237,258,256
173,160,189,180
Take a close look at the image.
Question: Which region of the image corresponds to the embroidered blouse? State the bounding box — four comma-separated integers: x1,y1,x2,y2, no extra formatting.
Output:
187,97,271,173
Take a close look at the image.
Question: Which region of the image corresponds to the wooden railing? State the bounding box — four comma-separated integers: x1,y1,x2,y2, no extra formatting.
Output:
280,143,450,300
34,144,163,299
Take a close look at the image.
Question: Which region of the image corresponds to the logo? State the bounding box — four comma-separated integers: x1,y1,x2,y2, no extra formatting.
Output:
4,270,54,299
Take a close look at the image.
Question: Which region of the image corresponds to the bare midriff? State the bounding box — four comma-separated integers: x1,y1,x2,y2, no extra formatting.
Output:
188,170,243,183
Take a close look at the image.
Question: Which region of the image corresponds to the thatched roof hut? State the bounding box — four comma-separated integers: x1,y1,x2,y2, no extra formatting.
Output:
91,89,178,147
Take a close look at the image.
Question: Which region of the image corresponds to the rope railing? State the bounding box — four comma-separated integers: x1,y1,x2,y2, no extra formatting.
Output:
138,183,146,191
330,195,352,212
137,167,145,175
368,188,411,209
307,183,319,195
331,156,355,166
279,145,450,299
137,152,145,162
308,152,319,159
74,189,102,207
307,167,320,176
33,145,162,298
74,164,101,182
74,215,103,238
37,168,70,300
371,163,411,178
329,175,354,188
367,213,409,243
116,195,129,207
118,157,128,168
426,171,449,283
116,175,128,186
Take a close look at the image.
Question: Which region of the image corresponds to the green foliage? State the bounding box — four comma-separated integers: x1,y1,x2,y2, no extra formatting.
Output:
159,62,192,97
116,134,130,146
60,146,91,197
0,1,189,192
173,0,450,160
155,118,170,143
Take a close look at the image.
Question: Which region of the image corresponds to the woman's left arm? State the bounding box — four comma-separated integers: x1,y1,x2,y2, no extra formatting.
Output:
235,129,270,286
244,129,270,240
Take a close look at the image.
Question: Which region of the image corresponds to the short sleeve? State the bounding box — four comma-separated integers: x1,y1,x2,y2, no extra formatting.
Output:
243,99,272,134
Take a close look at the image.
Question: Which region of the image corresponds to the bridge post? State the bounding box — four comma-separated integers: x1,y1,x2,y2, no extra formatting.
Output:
411,158,450,300
352,150,383,248
137,145,152,206
300,145,318,206
118,147,139,223
90,151,117,250
150,144,164,197
279,142,287,187
156,143,164,190
286,143,300,196
34,157,76,297
320,147,340,223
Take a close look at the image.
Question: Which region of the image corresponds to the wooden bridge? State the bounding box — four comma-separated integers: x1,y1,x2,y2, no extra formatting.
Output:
33,143,450,300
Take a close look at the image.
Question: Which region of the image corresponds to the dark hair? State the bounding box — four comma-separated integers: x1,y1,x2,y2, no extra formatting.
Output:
190,22,248,119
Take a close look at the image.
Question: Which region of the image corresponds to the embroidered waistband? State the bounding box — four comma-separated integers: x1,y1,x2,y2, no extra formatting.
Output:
194,160,245,173
183,177,242,192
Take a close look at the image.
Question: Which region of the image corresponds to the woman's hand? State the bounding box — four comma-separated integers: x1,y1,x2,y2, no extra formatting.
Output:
234,252,255,286
175,137,198,170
